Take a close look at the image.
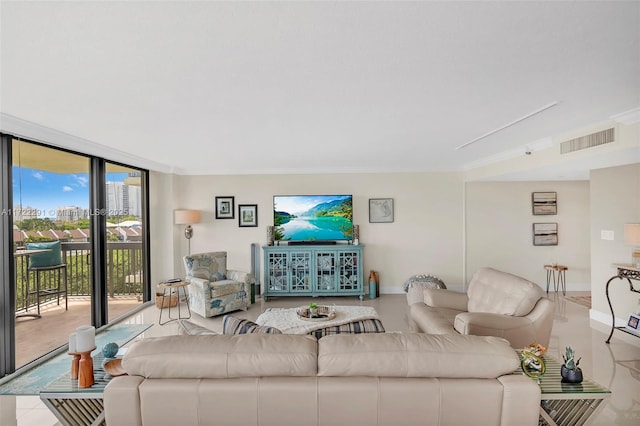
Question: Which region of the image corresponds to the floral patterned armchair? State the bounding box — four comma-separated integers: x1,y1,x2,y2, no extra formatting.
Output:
183,251,253,318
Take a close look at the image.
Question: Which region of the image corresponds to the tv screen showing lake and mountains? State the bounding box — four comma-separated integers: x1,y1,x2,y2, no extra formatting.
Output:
273,195,353,241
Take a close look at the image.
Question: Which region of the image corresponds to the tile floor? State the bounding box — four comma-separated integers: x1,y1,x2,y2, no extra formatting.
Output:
1,292,639,425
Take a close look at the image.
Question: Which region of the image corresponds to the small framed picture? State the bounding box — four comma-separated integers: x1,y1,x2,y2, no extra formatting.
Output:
627,314,639,330
533,222,558,246
238,204,258,227
215,196,235,219
369,198,394,223
532,192,557,215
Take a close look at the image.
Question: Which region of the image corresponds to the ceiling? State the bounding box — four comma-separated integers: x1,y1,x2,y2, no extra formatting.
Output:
1,1,639,179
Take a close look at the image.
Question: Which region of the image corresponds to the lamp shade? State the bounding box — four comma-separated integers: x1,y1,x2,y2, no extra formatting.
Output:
174,209,201,225
624,224,640,245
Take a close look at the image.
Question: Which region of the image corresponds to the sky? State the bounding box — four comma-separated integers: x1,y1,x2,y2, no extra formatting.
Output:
12,168,128,218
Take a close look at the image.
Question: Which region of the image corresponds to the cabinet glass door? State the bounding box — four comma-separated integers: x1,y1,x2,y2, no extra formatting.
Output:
338,251,359,291
267,252,288,292
290,252,311,292
315,251,336,292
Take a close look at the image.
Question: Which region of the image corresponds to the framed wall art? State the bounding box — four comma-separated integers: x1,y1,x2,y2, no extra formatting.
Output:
369,198,394,223
533,222,558,246
532,192,557,215
238,204,258,227
215,196,235,219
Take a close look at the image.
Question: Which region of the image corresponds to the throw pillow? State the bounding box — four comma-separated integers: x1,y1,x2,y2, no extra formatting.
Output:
210,271,227,282
26,241,63,268
222,315,282,334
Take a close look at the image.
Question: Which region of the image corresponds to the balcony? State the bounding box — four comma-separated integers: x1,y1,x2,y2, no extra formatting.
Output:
14,241,144,368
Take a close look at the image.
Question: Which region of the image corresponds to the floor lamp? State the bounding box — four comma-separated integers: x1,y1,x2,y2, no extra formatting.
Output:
174,209,202,255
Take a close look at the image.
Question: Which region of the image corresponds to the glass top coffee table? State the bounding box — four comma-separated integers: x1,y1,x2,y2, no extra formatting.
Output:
521,353,611,426
40,352,112,426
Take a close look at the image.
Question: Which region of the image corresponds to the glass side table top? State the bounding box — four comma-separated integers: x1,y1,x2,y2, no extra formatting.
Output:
520,352,611,395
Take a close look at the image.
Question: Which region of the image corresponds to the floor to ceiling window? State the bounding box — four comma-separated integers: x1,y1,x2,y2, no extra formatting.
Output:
0,135,150,376
105,162,145,322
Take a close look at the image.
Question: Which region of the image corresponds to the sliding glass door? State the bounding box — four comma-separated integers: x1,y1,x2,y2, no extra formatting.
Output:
0,135,150,376
12,139,93,368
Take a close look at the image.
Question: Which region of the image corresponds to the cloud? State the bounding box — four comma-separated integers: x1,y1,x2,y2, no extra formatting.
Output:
32,171,44,180
72,175,88,187
62,186,73,192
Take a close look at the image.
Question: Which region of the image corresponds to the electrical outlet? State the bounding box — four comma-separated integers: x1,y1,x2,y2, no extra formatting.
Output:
601,230,614,241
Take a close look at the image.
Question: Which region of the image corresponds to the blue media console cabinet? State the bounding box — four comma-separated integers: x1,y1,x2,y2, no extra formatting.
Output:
263,245,364,301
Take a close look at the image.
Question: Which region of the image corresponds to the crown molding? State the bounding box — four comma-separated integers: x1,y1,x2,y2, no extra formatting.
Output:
0,113,173,173
611,107,640,125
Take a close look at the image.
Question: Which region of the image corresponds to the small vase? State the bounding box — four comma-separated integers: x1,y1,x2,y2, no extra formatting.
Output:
309,307,318,317
560,366,583,383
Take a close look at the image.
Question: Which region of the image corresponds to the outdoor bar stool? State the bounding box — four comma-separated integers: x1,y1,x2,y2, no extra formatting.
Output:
25,241,69,318
29,263,68,316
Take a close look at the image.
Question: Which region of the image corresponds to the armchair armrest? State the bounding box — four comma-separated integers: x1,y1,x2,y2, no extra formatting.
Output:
423,288,468,311
187,277,211,294
226,270,255,291
454,312,536,347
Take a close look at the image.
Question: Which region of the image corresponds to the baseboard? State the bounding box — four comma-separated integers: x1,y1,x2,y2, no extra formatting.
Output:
565,282,592,291
380,285,465,295
589,308,622,326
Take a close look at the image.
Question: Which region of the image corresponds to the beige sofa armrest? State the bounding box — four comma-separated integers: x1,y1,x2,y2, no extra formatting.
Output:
104,376,144,426
497,375,541,426
423,288,468,311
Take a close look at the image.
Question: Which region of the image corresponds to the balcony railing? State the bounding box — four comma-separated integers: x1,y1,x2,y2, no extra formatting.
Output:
14,241,144,313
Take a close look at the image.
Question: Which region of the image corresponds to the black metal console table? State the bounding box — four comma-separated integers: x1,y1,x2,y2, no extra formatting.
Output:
605,263,640,344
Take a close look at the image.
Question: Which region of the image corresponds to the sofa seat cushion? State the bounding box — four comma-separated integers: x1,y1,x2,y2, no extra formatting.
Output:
467,267,543,316
123,334,317,378
318,333,519,379
209,280,244,298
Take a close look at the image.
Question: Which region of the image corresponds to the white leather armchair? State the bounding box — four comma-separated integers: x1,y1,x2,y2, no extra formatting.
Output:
410,267,555,348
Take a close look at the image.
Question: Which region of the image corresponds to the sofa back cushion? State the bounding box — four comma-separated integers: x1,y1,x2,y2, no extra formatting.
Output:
123,335,317,378
318,333,519,379
183,251,227,281
467,267,542,316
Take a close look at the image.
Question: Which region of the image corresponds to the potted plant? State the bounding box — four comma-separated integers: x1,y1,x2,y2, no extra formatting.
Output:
309,302,318,317
561,346,583,383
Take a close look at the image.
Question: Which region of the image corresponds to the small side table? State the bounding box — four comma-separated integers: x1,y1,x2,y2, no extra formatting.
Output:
605,263,640,344
157,281,191,325
544,264,567,295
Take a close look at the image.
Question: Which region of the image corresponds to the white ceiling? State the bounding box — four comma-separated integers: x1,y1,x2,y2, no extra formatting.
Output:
1,1,639,179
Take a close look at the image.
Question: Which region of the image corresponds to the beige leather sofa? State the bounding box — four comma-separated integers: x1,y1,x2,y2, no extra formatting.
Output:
410,267,555,348
104,333,541,426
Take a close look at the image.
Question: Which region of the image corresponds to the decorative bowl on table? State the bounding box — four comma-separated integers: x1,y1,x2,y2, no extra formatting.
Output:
296,305,336,322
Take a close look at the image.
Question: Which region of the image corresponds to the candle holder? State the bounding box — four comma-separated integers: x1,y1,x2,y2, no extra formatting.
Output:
69,346,96,388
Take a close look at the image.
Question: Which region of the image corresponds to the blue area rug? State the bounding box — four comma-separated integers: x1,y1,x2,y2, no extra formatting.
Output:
0,323,152,395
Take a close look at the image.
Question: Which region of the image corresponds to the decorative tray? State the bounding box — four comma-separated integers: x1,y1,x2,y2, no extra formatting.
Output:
296,305,336,322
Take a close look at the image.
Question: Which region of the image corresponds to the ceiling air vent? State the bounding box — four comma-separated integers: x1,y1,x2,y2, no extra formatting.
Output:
560,128,614,154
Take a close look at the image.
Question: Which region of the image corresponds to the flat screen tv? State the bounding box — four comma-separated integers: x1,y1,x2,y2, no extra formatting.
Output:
273,195,353,242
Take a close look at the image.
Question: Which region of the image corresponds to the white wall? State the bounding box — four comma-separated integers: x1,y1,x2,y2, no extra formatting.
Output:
156,172,466,294
466,181,591,290
590,163,640,325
